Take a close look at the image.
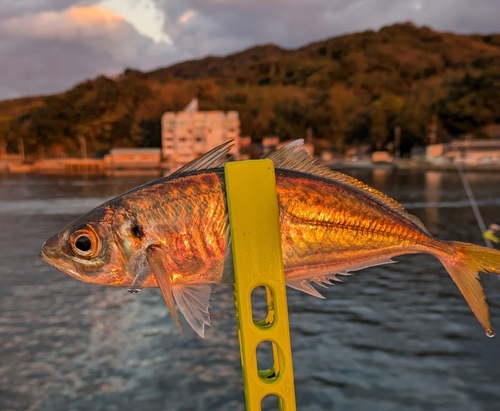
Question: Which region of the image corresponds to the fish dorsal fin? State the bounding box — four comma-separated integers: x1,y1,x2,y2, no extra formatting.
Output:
171,140,234,175
268,140,429,234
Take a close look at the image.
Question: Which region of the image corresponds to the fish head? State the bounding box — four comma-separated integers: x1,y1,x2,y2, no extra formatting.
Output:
40,203,149,288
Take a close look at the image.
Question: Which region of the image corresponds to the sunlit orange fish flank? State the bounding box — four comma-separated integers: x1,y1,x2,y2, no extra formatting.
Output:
40,140,500,337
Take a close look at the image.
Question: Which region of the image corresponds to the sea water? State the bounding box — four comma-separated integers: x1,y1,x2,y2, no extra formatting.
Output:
1,170,499,411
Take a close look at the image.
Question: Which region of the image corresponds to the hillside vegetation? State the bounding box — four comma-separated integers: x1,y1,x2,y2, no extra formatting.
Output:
1,22,499,158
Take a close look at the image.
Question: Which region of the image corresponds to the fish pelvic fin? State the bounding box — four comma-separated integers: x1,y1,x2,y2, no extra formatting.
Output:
440,241,500,337
146,244,184,337
172,284,212,338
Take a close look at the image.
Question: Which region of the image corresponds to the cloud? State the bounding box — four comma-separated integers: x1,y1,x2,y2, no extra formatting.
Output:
0,0,92,20
0,6,125,42
0,5,183,99
153,0,500,60
98,0,172,43
0,0,499,100
178,9,196,24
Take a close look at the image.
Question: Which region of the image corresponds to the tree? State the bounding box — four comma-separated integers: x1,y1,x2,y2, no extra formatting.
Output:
436,70,500,136
327,84,361,149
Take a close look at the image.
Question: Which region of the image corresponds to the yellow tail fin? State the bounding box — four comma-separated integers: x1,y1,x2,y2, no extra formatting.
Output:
440,241,500,337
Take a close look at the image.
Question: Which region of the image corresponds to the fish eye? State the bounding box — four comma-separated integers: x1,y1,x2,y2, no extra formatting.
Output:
69,228,100,258
75,236,91,252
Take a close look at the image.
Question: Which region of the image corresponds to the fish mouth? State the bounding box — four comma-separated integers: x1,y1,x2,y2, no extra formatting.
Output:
39,247,50,263
39,242,62,270
40,235,59,263
39,236,83,280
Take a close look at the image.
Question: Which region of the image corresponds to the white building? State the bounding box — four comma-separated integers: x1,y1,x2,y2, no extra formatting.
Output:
161,99,240,171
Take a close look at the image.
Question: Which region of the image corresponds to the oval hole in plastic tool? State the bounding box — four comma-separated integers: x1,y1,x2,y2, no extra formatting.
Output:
261,394,282,411
257,340,281,381
251,286,275,327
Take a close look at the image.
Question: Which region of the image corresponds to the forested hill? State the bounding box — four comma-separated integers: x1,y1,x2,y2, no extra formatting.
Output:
1,22,499,158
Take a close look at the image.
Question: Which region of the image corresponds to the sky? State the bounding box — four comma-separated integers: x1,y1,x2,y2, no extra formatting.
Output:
0,0,499,100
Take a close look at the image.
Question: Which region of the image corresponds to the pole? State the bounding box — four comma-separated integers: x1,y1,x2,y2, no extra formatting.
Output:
79,136,87,159
394,126,401,158
456,163,493,248
17,137,25,162
429,115,437,145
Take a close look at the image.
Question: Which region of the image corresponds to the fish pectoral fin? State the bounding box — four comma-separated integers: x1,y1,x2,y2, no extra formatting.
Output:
172,284,212,338
146,244,184,337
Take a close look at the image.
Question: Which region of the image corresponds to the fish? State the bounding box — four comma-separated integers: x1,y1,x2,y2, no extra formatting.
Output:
40,140,500,338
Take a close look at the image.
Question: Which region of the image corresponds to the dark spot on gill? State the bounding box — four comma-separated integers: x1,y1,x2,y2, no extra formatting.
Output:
131,222,145,240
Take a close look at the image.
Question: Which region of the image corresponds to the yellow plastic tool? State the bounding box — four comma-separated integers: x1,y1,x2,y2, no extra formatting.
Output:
225,159,296,411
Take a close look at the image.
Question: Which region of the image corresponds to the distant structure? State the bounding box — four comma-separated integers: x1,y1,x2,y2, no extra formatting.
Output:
161,98,240,171
104,148,161,170
427,140,500,165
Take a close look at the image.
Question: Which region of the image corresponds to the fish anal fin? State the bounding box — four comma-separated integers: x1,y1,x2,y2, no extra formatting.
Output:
312,274,341,287
339,257,397,274
146,244,184,337
172,284,212,338
286,258,397,299
288,273,344,298
287,279,325,299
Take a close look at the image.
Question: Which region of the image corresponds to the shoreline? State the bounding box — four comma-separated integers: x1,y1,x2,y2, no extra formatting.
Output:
2,157,500,176
329,158,500,172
